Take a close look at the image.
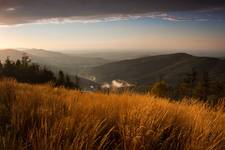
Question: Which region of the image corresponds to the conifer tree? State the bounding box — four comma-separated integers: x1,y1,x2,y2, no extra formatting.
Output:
57,70,65,86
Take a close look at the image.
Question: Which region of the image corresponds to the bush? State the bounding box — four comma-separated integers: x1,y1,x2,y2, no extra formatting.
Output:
151,81,169,97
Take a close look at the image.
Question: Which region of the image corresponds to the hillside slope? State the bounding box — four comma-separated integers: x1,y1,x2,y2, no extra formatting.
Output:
88,53,225,85
0,79,225,150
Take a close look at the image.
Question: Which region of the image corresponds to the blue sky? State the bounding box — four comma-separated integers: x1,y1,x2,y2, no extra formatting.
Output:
0,1,225,56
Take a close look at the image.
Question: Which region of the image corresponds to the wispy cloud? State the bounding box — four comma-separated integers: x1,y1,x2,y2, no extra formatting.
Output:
4,7,16,12
0,12,221,28
0,0,224,25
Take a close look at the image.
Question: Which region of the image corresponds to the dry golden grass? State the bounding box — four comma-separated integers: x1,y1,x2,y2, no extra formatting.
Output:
0,79,225,150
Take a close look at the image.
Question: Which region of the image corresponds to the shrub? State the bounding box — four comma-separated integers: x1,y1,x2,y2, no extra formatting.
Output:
151,81,169,97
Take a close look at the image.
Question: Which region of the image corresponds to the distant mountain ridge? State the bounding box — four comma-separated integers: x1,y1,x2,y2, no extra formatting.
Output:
1,49,225,87
0,49,109,75
88,53,225,86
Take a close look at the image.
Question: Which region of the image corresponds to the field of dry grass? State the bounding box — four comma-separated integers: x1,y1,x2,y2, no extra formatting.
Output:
0,78,225,150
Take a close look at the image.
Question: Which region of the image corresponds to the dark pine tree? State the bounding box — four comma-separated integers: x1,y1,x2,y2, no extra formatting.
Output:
56,70,65,86
0,60,3,77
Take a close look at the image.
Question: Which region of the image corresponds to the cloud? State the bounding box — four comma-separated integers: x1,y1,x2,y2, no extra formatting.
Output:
0,0,225,25
4,7,16,12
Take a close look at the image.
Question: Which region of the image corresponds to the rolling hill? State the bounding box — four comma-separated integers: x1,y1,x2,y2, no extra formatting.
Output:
0,49,109,75
88,53,225,86
2,50,225,87
64,50,159,61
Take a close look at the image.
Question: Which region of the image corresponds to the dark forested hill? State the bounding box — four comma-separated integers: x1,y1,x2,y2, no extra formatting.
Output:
88,53,225,85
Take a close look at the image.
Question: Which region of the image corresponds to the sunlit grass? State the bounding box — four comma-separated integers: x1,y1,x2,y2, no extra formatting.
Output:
0,78,225,150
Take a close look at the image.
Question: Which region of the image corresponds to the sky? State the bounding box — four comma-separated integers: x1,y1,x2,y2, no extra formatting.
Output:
0,0,225,56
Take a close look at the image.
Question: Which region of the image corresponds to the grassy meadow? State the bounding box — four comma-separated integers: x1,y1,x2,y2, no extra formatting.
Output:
0,78,225,150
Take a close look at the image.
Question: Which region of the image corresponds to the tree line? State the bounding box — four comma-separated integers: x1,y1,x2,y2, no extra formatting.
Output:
0,54,79,89
150,68,225,104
